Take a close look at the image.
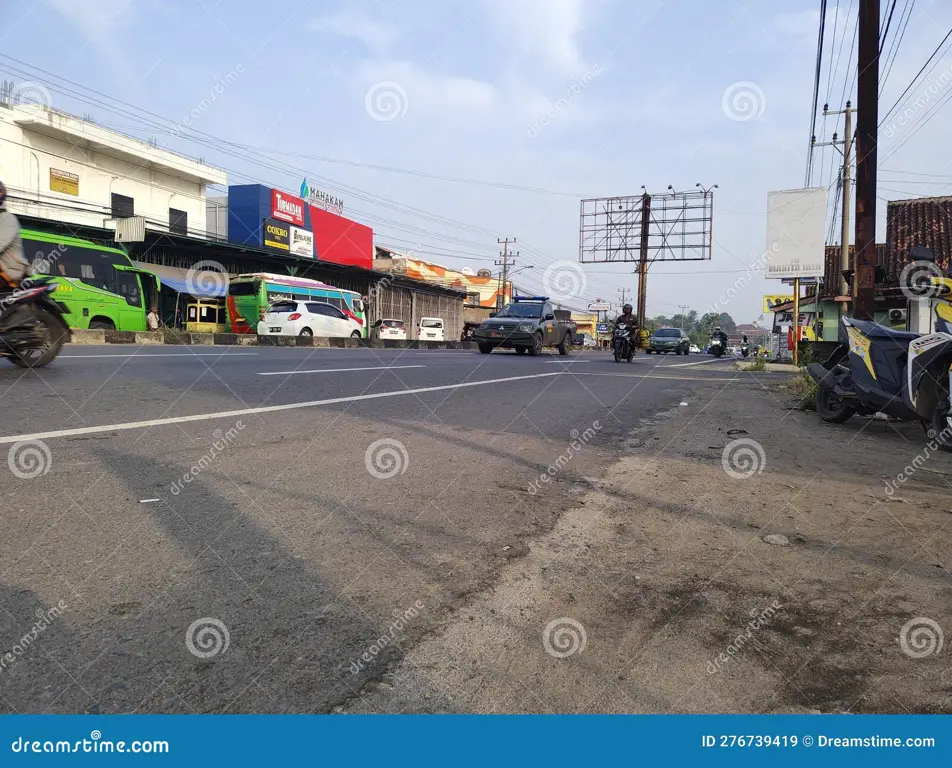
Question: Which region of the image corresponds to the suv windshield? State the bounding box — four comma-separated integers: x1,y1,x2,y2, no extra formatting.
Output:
421,319,442,328
497,303,542,318
653,329,682,337
381,319,405,329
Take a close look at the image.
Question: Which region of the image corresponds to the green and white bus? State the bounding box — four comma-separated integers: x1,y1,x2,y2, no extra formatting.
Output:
22,229,160,331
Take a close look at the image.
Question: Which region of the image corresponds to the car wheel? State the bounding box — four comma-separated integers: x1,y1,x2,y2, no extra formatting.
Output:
675,349,682,356
350,331,361,338
299,328,313,337
528,333,543,356
516,347,527,355
479,344,492,354
557,333,570,356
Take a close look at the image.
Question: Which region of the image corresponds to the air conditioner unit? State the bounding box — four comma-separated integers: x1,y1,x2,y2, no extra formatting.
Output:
889,308,907,324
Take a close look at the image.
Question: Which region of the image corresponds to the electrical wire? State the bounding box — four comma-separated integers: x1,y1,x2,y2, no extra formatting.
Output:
879,22,951,129
806,0,829,187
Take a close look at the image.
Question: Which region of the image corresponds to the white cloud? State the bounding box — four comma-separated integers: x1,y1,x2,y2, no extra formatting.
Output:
311,10,398,49
357,60,496,115
481,0,587,73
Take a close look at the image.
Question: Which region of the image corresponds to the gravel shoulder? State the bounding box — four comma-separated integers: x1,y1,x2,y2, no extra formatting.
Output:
344,374,952,714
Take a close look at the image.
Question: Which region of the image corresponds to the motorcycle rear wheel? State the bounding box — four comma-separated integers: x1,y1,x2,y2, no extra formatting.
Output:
816,386,855,423
6,308,68,369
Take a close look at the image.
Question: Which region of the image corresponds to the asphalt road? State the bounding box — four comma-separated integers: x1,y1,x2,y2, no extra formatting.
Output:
0,345,755,713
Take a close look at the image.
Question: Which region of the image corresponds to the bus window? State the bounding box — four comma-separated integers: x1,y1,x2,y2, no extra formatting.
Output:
229,280,259,296
116,271,142,307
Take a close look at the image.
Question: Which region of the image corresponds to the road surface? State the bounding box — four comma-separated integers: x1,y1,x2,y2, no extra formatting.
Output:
0,346,757,713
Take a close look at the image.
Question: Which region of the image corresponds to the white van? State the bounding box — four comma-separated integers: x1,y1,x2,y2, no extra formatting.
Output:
419,317,444,341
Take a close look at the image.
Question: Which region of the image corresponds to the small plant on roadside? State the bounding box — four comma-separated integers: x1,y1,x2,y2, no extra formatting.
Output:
739,356,767,372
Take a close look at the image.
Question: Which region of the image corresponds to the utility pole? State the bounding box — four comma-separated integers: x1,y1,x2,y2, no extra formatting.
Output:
678,304,689,330
636,192,651,330
495,238,517,310
854,0,879,321
618,287,631,307
817,101,855,317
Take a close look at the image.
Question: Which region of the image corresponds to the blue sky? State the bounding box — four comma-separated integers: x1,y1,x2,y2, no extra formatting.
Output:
4,0,952,323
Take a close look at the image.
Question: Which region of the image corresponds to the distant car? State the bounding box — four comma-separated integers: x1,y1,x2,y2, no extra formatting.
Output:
371,318,408,340
646,327,691,355
689,344,701,353
257,300,362,338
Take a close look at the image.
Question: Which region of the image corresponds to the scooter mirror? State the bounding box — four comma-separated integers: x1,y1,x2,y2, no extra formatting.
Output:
910,246,936,263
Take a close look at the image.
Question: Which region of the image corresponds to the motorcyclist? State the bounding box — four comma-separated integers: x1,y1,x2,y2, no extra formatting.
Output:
713,325,729,347
0,181,31,289
615,304,635,331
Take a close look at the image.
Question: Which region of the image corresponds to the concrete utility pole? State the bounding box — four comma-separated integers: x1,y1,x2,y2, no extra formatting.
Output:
618,287,631,307
818,102,855,316
854,0,879,321
678,304,689,330
495,238,517,310
637,193,651,330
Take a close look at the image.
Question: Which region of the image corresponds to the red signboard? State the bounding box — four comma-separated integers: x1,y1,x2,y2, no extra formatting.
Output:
271,189,305,226
310,205,373,270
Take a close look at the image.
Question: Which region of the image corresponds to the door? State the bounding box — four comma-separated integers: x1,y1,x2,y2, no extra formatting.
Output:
115,270,146,330
305,303,336,336
542,303,556,345
320,303,355,337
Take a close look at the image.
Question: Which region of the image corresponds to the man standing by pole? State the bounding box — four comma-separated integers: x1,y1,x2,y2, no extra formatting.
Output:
853,0,879,321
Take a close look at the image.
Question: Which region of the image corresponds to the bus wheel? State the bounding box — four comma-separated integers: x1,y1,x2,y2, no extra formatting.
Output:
88,319,115,330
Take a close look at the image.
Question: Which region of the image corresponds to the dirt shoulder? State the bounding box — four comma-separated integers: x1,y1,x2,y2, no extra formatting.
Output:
343,372,952,714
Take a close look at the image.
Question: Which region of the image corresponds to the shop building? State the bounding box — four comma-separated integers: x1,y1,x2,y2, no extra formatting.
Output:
0,100,226,238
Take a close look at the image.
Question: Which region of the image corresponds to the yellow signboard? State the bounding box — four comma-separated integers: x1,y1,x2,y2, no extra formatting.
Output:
763,294,794,312
49,168,79,196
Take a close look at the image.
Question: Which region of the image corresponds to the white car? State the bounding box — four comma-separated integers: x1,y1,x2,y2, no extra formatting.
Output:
370,318,408,340
418,317,444,341
257,300,362,338
689,344,701,353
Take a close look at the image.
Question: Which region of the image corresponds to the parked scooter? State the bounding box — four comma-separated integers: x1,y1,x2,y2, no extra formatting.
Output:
613,321,635,363
0,277,71,368
807,247,952,448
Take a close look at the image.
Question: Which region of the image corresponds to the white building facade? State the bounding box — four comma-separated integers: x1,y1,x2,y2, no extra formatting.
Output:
0,102,226,237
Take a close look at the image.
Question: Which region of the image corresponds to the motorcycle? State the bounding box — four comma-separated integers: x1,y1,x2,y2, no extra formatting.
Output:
0,277,71,368
709,337,725,358
613,322,635,363
740,342,750,358
806,247,952,448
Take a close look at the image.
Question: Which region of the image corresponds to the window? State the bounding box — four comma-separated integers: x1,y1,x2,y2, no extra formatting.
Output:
305,303,324,315
421,318,443,328
466,292,481,305
653,328,682,337
44,245,118,292
312,303,345,319
169,208,188,236
380,319,406,329
268,301,298,314
111,193,134,219
229,280,259,297
115,271,142,307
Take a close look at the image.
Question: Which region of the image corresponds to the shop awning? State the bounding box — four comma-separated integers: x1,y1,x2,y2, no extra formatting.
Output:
132,261,227,297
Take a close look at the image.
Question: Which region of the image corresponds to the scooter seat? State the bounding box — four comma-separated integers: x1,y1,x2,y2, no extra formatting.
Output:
846,318,920,343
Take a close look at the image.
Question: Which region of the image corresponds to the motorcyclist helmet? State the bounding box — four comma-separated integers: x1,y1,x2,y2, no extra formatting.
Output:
714,326,721,332
622,304,632,314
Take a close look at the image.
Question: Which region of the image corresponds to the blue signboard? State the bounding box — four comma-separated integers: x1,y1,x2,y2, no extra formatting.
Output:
596,322,610,334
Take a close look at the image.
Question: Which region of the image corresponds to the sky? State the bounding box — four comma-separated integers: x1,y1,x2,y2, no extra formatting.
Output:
3,0,952,325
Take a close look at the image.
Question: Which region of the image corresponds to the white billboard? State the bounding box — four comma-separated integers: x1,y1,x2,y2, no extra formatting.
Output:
765,188,828,279
289,226,314,258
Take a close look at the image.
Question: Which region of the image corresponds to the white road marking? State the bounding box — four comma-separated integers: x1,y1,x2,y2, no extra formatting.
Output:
0,372,563,444
546,359,590,364
139,498,160,503
257,365,425,376
572,372,742,381
61,352,259,359
664,357,734,368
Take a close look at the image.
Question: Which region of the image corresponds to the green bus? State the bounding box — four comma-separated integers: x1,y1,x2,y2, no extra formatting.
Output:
225,273,367,336
21,229,160,331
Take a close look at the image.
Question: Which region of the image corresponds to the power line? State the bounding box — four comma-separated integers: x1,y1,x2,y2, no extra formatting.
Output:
880,0,915,94
879,22,951,128
806,0,829,187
